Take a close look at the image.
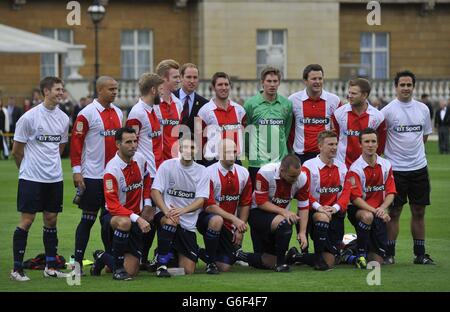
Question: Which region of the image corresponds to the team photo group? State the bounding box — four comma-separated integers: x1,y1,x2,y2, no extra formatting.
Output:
9,59,435,282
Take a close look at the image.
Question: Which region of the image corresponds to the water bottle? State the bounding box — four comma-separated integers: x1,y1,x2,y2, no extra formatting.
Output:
73,187,84,205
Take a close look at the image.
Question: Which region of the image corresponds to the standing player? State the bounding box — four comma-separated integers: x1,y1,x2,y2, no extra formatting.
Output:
199,139,252,273
126,73,164,271
91,127,152,280
293,130,351,271
288,64,341,164
346,128,396,268
236,154,310,272
332,78,386,168
71,76,123,272
154,59,183,160
198,72,246,166
151,136,210,276
381,70,434,264
10,77,70,281
244,66,292,188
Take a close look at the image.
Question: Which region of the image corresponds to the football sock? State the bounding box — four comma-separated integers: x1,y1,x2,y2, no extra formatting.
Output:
313,221,329,254
413,239,425,256
356,221,371,257
43,227,58,269
99,251,114,270
387,239,396,257
13,227,28,271
100,212,113,254
204,228,221,264
74,213,96,267
112,229,129,270
275,219,292,266
294,252,316,267
157,224,176,265
247,253,268,269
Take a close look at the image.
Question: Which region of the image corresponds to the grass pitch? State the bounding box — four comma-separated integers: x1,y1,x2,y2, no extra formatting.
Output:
0,141,449,292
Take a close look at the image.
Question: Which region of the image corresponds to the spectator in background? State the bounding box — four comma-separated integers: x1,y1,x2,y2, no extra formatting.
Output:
72,97,88,126
59,90,74,126
421,94,434,122
435,99,450,154
31,89,41,108
369,96,382,110
6,97,23,149
23,98,32,112
0,98,10,160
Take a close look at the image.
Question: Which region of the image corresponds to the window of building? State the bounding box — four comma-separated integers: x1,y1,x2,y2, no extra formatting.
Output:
121,30,153,79
256,30,287,78
360,32,389,79
40,29,73,79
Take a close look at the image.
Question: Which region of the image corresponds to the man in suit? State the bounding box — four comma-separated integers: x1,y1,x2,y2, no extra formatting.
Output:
435,99,450,154
173,63,209,163
6,97,23,149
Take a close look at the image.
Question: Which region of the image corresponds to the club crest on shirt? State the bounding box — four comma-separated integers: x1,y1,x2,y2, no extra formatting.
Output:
348,176,356,188
256,180,261,191
369,119,378,129
105,179,113,192
76,121,83,133
169,179,176,187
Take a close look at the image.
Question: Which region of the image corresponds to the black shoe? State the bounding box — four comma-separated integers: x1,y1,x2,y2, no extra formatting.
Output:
112,268,132,281
414,254,435,265
285,247,300,265
383,255,395,265
156,265,171,278
90,250,105,276
234,249,248,263
275,264,291,272
140,259,158,272
206,262,220,274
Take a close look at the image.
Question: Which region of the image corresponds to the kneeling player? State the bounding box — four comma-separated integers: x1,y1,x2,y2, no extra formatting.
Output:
236,155,310,272
151,136,210,276
346,128,396,268
90,127,152,280
289,130,351,270
198,139,252,274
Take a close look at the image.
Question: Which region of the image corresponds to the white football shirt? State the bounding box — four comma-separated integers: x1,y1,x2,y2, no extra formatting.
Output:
381,98,432,171
152,158,210,231
14,103,69,182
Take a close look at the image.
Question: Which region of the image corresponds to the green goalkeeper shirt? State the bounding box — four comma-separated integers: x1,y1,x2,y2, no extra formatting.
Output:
244,92,293,168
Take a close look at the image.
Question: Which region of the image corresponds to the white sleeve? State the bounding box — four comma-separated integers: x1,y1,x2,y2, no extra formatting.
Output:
195,168,210,199
13,116,30,143
152,162,167,193
424,107,433,135
61,116,69,144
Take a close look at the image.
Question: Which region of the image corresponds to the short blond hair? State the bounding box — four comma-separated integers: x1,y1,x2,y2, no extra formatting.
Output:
156,59,180,78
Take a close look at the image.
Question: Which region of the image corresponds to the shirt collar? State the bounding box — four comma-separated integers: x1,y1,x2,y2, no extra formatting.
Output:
115,153,133,170
218,162,235,176
315,155,335,169
93,99,109,112
179,89,194,103
360,154,380,169
274,163,281,179
257,91,280,104
138,98,154,111
300,89,327,102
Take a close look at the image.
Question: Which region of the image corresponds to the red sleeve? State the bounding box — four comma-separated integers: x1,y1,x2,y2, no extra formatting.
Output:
347,171,363,202
331,114,340,140
239,176,253,206
70,114,89,168
295,174,310,210
376,120,387,155
104,173,132,217
385,167,397,195
204,180,216,208
254,173,270,206
143,163,151,201
126,118,142,133
241,114,247,127
287,114,295,152
336,175,352,213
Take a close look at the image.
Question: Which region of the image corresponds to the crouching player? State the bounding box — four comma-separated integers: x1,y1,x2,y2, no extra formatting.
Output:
288,130,351,270
90,127,152,280
236,155,310,272
199,139,252,274
346,128,396,268
151,136,210,277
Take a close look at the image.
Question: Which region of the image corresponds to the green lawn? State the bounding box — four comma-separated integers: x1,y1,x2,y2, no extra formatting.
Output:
0,141,449,292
